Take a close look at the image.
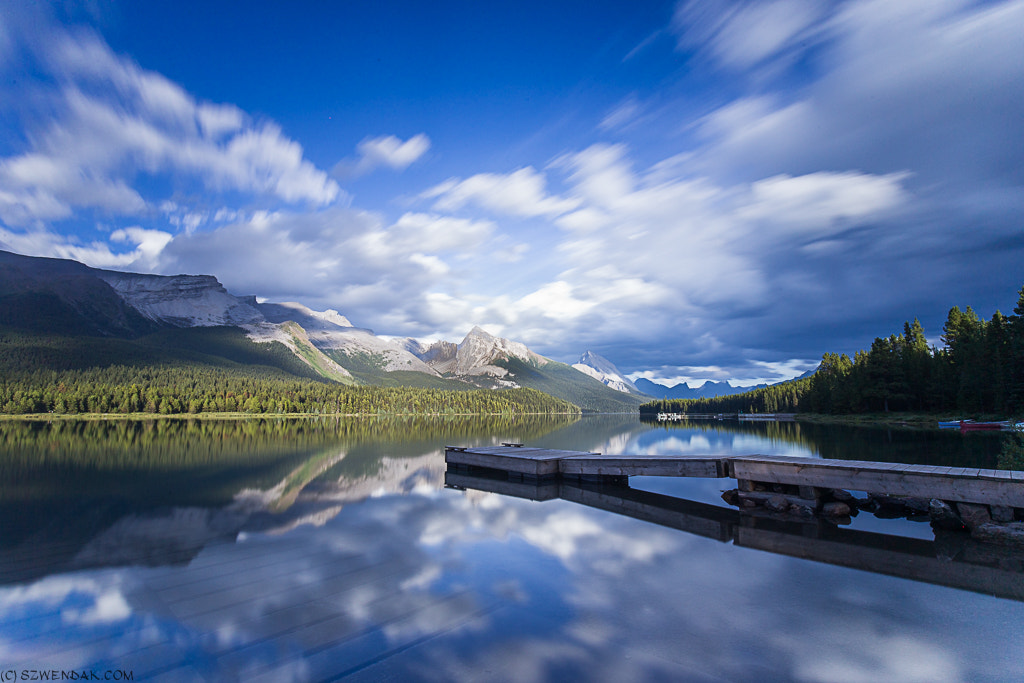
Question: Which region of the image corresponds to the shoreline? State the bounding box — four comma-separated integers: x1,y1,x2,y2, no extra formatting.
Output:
795,413,1020,429
0,410,584,422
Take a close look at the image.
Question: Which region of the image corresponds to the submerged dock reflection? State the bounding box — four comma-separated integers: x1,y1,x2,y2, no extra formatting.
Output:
445,467,1024,602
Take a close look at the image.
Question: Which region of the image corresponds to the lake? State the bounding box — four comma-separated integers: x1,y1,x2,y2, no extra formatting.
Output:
1,415,1022,682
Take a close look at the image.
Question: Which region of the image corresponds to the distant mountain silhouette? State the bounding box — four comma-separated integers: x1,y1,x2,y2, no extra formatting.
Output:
634,377,768,400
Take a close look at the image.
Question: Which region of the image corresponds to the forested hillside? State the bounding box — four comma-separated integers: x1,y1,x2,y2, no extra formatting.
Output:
0,328,579,416
494,357,645,413
642,285,1024,416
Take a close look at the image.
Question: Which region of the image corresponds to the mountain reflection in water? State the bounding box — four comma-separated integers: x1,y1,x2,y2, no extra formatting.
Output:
0,415,1021,682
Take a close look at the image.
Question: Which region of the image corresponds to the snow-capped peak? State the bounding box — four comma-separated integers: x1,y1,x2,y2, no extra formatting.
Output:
572,350,640,395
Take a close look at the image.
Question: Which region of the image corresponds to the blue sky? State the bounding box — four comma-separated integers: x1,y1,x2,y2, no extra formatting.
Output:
1,0,1022,386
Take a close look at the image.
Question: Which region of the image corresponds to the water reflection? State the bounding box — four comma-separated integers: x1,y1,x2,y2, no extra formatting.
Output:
0,415,1021,681
447,469,1024,602
0,415,577,584
637,417,1005,468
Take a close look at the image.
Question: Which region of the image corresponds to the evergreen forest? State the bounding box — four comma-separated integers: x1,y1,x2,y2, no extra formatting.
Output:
0,327,579,416
641,285,1024,417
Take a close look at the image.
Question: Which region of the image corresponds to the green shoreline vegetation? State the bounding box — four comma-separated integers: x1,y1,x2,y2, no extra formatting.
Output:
0,326,581,417
642,284,1024,421
0,365,579,416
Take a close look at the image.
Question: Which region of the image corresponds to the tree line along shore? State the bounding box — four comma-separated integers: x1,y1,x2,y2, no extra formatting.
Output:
642,285,1024,418
0,364,579,417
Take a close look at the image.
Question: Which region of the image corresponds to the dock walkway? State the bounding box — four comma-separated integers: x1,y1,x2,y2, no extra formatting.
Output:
445,445,1024,510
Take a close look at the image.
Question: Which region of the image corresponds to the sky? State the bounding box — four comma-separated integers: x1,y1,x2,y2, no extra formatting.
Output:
0,0,1022,387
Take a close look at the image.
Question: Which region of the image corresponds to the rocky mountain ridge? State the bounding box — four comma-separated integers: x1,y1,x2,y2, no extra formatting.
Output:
0,250,641,410
97,270,264,328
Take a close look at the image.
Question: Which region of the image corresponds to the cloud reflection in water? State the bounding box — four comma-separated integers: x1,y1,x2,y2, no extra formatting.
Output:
3,481,1022,681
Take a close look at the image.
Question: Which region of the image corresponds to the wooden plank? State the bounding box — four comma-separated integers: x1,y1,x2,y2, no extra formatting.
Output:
445,450,560,476
445,446,597,477
731,459,1024,507
978,469,1014,481
902,464,943,474
902,464,940,474
446,448,1024,508
560,455,728,478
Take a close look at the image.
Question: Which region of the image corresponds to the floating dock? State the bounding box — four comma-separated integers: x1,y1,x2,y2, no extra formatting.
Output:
445,445,1024,511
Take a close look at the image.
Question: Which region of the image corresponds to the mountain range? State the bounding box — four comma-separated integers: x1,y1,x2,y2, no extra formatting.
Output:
0,250,815,412
0,250,643,412
633,377,769,400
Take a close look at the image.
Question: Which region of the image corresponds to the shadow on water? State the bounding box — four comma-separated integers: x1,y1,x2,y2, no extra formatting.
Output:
446,467,1024,603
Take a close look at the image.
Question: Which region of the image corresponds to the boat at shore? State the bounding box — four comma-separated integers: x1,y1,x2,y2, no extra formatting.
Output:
939,419,1019,431
959,420,1011,432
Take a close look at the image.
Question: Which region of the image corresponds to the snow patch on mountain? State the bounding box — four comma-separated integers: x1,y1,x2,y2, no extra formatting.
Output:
572,350,640,394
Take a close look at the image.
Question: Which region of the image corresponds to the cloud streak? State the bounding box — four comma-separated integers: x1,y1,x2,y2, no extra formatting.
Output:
0,30,340,231
0,1,1021,384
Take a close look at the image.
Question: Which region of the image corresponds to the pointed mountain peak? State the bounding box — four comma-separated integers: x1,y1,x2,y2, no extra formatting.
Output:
578,350,613,369
463,325,494,341
572,351,640,395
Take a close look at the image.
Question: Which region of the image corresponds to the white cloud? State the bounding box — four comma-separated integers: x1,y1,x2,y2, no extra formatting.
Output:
0,224,171,270
420,142,912,366
424,167,581,218
356,133,430,172
739,171,909,233
110,227,174,264
333,134,431,179
672,0,829,69
148,207,504,333
688,0,1024,191
388,212,494,252
0,152,147,225
0,30,340,228
599,95,642,131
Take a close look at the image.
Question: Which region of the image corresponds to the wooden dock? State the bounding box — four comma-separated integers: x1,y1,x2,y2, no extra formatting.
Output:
445,445,1024,511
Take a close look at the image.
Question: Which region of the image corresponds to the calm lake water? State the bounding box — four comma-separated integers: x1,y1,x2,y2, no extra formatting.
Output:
1,415,1022,682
